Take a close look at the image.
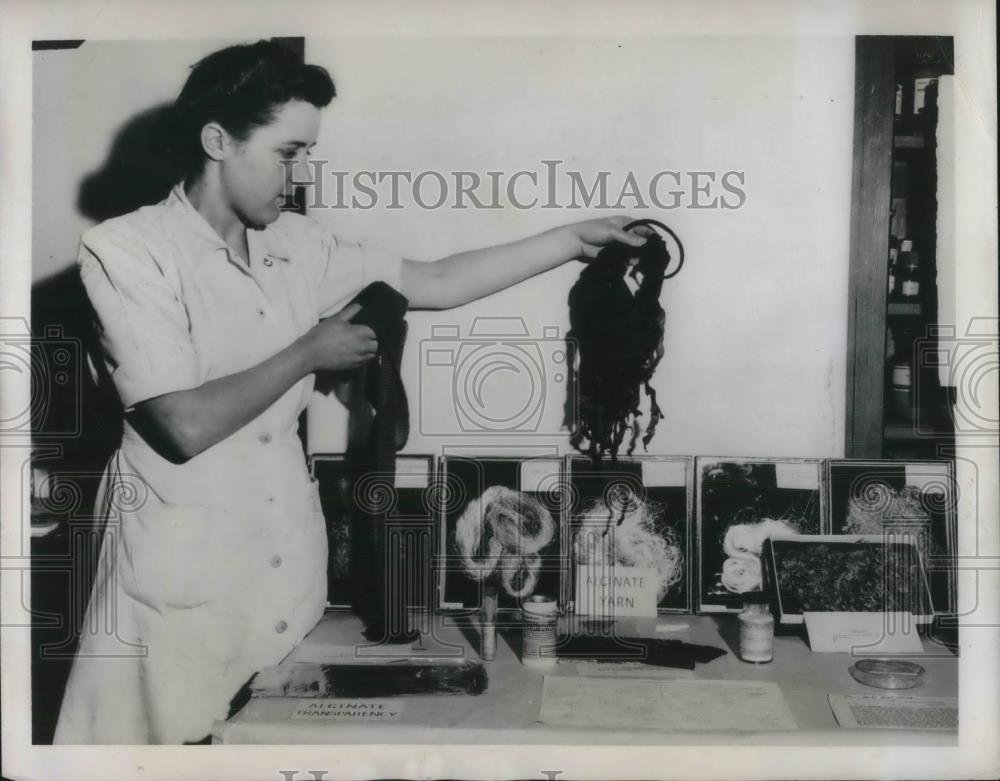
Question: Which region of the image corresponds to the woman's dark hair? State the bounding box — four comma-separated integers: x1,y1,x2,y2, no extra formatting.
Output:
169,40,335,180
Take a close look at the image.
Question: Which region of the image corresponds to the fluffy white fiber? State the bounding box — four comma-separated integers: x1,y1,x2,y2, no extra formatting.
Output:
572,497,683,602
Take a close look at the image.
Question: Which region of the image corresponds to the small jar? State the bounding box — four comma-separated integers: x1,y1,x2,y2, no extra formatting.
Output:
738,600,774,664
521,595,558,668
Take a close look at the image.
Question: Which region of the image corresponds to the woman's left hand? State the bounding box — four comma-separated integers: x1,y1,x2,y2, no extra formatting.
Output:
566,216,651,260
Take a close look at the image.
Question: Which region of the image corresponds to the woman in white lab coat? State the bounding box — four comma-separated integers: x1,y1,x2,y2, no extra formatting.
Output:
53,40,646,744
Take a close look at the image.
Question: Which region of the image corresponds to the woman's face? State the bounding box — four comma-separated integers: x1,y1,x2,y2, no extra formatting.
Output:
220,98,320,229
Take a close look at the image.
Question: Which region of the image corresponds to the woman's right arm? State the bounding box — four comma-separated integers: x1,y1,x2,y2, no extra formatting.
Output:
130,304,377,463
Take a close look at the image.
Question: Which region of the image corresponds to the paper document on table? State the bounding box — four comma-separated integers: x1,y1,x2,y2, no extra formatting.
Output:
553,660,695,679
828,694,958,730
538,676,797,732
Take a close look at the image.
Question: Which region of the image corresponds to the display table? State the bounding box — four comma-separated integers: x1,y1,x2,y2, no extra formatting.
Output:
212,609,957,745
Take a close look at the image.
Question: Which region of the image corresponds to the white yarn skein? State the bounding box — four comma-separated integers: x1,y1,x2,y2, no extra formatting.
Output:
500,551,542,598
720,554,763,593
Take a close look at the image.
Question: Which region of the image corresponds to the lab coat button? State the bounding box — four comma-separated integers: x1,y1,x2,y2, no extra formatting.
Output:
263,257,274,267
269,554,282,568
258,433,272,444
258,309,266,318
275,620,288,634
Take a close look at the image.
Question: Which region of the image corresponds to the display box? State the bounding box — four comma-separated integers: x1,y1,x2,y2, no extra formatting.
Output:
696,456,826,612
564,455,693,614
436,455,564,611
824,459,957,615
310,454,436,609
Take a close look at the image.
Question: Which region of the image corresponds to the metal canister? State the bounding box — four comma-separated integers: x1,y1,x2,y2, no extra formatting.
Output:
521,595,558,668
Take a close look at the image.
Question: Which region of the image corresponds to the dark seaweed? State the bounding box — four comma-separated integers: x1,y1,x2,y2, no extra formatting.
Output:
568,232,670,460
320,661,488,697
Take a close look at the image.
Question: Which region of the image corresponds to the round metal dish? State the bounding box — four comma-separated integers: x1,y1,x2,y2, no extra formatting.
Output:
849,658,926,689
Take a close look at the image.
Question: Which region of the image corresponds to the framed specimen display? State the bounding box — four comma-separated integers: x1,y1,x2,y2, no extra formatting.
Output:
825,459,957,614
437,456,564,611
565,455,693,614
696,457,825,612
311,454,435,609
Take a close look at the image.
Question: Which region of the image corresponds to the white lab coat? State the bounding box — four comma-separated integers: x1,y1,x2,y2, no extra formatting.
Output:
53,185,403,744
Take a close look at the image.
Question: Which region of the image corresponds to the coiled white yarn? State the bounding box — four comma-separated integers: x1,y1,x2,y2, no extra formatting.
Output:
720,554,762,593
454,486,555,598
572,497,684,602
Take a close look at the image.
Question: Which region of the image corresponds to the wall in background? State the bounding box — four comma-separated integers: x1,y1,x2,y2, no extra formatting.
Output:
32,39,238,283
304,35,855,458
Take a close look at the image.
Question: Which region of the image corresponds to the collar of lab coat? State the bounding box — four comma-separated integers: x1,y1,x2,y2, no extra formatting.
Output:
165,184,291,270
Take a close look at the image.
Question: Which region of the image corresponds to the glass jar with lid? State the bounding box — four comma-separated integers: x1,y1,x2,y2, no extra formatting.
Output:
738,599,774,663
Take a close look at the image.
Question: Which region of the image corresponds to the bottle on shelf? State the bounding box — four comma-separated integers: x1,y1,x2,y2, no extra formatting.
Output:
911,67,940,138
888,326,916,422
891,357,913,419
899,240,920,300
894,82,905,133
889,197,908,240
913,76,938,114
887,237,900,301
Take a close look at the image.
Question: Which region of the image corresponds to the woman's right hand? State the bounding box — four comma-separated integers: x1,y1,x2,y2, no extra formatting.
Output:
302,303,379,372
131,302,377,463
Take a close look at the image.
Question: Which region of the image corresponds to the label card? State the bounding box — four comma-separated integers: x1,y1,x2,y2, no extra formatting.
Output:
520,459,561,493
774,461,819,490
905,463,949,492
291,699,405,722
575,563,658,618
804,611,924,654
641,459,687,488
395,458,430,489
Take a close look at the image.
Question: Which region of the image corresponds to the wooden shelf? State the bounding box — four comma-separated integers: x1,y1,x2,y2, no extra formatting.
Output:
847,36,953,459
884,423,954,442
